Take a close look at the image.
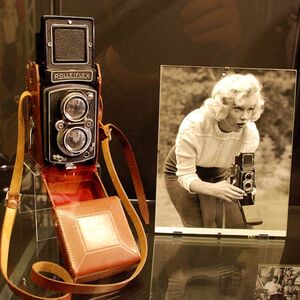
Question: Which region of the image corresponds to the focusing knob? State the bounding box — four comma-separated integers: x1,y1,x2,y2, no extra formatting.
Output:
85,118,94,128
55,120,65,131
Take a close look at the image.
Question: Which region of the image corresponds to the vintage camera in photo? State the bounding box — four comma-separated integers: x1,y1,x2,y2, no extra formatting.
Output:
231,152,255,206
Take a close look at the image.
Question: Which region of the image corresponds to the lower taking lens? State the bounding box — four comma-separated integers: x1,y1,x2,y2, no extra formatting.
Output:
64,128,87,152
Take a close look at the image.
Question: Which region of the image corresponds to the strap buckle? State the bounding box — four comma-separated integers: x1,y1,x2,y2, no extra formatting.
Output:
5,191,21,209
107,127,112,141
99,123,112,141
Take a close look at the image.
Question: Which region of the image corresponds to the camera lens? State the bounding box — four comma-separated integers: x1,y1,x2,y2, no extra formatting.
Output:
61,92,88,121
245,172,253,180
57,126,92,156
243,180,253,192
65,128,87,152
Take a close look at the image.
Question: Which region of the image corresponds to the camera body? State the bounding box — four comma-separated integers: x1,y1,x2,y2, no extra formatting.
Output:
230,153,262,225
230,152,255,205
25,15,102,168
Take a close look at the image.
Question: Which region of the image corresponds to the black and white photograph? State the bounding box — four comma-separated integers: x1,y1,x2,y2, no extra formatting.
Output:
155,65,296,237
255,265,300,300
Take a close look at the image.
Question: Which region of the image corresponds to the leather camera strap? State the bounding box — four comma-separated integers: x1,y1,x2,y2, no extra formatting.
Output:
99,123,149,225
0,91,148,299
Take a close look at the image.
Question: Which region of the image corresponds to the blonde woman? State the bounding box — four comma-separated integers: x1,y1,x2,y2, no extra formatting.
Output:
164,73,265,228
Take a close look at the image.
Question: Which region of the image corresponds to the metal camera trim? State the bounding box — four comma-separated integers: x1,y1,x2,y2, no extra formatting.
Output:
49,23,90,66
242,179,253,193
57,126,92,157
61,91,89,122
242,171,254,193
45,84,97,164
244,172,253,180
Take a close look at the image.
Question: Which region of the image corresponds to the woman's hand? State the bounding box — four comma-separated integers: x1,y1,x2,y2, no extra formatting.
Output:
190,179,246,202
210,180,246,202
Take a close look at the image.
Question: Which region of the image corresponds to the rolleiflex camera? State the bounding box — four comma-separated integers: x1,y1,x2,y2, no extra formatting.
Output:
230,153,263,226
26,15,101,167
2,15,149,298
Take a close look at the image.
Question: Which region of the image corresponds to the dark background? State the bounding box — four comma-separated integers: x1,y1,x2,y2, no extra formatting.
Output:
1,0,300,205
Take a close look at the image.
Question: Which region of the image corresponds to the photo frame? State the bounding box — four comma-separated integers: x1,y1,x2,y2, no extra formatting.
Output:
155,65,296,237
255,264,300,299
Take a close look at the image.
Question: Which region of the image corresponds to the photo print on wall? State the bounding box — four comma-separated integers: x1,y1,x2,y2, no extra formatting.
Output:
155,65,296,237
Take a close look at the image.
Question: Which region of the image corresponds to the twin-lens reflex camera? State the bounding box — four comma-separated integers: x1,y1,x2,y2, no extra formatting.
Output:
230,153,263,225
25,15,101,169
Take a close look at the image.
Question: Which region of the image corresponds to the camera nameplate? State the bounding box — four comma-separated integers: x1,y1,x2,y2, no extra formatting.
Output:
51,70,94,83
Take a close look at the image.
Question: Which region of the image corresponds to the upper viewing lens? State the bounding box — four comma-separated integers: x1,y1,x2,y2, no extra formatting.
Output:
62,93,88,121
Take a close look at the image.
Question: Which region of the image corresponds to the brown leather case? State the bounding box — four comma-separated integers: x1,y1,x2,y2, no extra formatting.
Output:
51,196,141,283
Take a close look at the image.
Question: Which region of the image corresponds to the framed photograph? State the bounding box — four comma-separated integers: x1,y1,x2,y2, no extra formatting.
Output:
155,65,296,237
255,264,300,299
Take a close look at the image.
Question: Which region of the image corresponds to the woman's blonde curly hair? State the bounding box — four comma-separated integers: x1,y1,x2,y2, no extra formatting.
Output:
202,73,266,121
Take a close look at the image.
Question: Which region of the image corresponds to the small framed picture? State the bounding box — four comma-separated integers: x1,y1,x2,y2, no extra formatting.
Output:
255,264,300,300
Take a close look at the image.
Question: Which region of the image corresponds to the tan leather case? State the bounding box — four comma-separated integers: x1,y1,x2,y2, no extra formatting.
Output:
51,196,141,283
